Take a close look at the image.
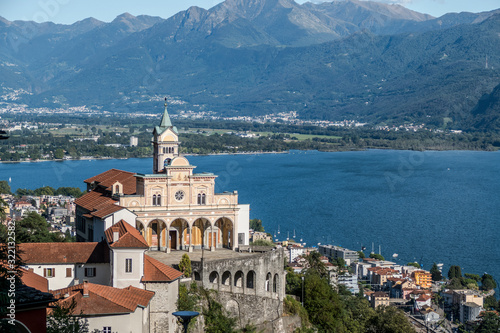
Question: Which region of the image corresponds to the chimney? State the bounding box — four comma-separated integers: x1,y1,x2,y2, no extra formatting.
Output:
113,230,120,242
83,281,89,297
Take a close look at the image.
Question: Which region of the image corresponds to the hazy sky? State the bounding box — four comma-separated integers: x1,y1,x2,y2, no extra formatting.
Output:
1,0,499,24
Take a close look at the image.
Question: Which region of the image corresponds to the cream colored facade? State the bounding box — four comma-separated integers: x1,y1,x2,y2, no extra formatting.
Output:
115,101,249,252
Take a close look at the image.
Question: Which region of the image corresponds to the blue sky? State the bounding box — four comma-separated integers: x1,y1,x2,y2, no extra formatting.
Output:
1,0,499,24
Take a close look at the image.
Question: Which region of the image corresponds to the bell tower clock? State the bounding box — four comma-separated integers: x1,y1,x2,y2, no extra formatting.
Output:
152,98,180,174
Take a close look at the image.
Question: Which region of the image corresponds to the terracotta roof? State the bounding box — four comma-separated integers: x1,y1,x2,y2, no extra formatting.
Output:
84,168,136,195
51,282,154,315
75,190,126,219
142,255,183,282
20,268,49,292
19,242,109,264
105,220,148,248
417,294,432,302
373,292,389,297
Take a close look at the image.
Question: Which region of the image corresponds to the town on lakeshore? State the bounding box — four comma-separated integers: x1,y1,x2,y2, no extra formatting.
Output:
1,104,498,333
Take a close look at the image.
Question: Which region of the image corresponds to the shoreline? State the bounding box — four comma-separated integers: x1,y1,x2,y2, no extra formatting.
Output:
0,147,497,164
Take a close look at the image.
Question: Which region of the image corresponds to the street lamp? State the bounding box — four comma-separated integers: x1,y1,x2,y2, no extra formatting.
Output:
173,311,199,333
301,276,305,307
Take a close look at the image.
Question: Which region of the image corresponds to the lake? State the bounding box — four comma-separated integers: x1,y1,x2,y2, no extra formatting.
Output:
1,150,499,282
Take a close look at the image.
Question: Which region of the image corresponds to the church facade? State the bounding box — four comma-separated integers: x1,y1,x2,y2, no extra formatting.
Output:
76,101,250,252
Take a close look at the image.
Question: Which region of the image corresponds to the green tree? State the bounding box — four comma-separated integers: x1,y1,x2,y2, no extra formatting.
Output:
474,312,500,333
201,288,237,333
357,251,365,259
249,218,264,232
0,180,11,194
369,253,385,260
54,148,64,159
15,212,65,243
430,263,443,281
366,306,417,333
448,265,462,279
464,273,481,282
177,282,200,312
0,197,7,222
305,252,327,277
34,186,55,196
481,274,497,291
304,272,345,331
407,262,420,268
47,298,89,333
179,254,192,278
251,239,274,247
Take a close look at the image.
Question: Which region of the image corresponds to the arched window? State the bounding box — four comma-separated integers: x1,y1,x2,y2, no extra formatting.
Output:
156,194,161,206
247,271,255,289
234,271,244,288
273,274,279,293
222,271,231,286
197,194,202,205
265,272,271,292
201,193,206,205
115,185,119,194
152,195,157,206
209,271,219,284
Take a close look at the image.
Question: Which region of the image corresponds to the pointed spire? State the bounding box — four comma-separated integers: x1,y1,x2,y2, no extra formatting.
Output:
159,97,172,128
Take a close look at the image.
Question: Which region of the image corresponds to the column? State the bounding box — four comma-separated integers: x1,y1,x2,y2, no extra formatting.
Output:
188,225,193,253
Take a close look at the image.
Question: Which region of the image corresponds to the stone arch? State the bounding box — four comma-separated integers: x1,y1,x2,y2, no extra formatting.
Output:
221,271,231,286
265,272,272,292
136,219,146,237
147,219,167,250
215,217,234,250
246,270,256,289
209,271,219,284
170,218,190,251
217,198,230,205
273,273,279,293
191,218,211,249
234,271,244,288
194,271,201,281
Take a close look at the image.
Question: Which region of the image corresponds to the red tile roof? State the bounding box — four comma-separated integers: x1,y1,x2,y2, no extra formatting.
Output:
84,168,136,195
75,190,126,219
20,267,49,292
105,220,148,248
19,242,109,264
51,282,154,315
142,255,183,283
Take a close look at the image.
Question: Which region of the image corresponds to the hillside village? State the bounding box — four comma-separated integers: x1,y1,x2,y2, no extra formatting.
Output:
1,104,499,333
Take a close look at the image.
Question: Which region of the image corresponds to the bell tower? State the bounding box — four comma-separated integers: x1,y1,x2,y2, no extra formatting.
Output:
152,98,180,174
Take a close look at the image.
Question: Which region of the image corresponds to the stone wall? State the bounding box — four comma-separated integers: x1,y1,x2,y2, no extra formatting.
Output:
145,280,180,333
189,249,287,330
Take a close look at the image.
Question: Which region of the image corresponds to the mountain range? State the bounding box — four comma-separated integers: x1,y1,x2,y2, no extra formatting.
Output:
1,0,499,130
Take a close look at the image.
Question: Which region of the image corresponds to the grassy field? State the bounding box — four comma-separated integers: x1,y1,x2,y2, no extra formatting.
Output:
185,128,341,141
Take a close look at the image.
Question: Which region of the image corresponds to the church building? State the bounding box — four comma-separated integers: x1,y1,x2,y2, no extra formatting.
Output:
75,100,250,252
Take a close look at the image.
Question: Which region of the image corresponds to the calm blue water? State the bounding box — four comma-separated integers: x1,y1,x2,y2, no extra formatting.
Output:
1,150,499,282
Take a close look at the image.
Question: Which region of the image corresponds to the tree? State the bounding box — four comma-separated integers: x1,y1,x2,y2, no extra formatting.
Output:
34,186,55,196
0,197,7,222
54,148,64,159
15,212,65,243
474,312,500,333
0,180,11,194
366,306,417,333
481,274,497,291
407,262,420,268
47,298,89,333
179,254,192,278
249,218,264,232
305,252,327,277
201,288,237,333
448,265,462,279
357,251,365,259
430,263,443,281
251,239,274,247
369,253,385,260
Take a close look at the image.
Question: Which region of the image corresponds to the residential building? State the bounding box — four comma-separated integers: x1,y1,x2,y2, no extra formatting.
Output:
460,302,483,323
371,292,390,308
318,244,359,265
412,270,432,289
337,274,359,294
